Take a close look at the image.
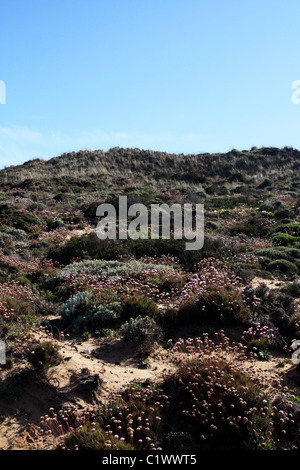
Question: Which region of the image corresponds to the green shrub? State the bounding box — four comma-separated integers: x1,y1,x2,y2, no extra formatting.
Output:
27,341,62,370
121,295,160,321
61,424,134,450
284,278,300,297
0,204,41,232
268,259,298,276
76,302,122,333
258,202,273,212
119,315,162,355
50,218,66,229
54,258,176,283
3,227,28,240
57,259,128,280
205,220,220,230
255,247,300,271
228,216,271,237
269,222,300,237
60,291,93,325
0,231,13,248
47,232,242,269
176,286,250,326
271,233,298,246
59,291,122,333
274,208,292,220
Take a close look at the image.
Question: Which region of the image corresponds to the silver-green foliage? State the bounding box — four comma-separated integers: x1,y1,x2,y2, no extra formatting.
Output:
59,290,122,333
119,315,161,343
55,258,175,281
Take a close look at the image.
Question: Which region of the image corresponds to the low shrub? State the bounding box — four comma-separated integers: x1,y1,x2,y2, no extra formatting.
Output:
59,291,122,333
62,424,134,450
47,232,245,270
270,222,300,236
59,291,93,326
268,259,298,276
271,233,299,246
26,341,62,370
119,315,162,355
274,209,292,220
164,333,274,450
255,247,300,274
121,295,160,321
255,246,300,261
57,259,127,280
53,258,176,283
243,284,296,343
41,385,165,450
0,204,41,232
175,285,250,326
284,278,300,297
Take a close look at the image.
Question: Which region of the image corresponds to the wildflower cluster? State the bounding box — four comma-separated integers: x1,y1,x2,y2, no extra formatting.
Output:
0,251,58,276
39,387,167,450
95,388,166,450
166,331,274,449
175,258,242,306
242,324,275,343
62,267,179,306
0,281,39,320
170,258,250,325
0,300,14,320
39,406,96,444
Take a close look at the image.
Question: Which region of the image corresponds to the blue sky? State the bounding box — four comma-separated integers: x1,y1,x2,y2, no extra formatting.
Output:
1,0,300,168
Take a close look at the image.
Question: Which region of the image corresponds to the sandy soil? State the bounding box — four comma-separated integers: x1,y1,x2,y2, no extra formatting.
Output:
250,276,284,290
0,326,175,450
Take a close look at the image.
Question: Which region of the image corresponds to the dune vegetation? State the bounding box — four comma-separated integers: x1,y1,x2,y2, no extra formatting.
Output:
0,146,300,450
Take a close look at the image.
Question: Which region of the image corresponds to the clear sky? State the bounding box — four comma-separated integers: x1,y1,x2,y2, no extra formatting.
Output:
1,0,300,168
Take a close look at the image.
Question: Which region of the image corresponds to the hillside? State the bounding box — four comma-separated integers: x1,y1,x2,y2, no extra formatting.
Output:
0,146,299,451
1,145,300,189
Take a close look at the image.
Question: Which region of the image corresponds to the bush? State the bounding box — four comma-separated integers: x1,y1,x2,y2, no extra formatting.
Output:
274,209,292,220
228,216,271,237
268,222,300,239
0,204,41,232
121,295,160,321
255,247,300,273
62,424,134,450
53,258,176,283
59,291,122,333
268,259,298,276
119,315,162,355
259,202,273,212
271,233,299,246
176,286,250,326
255,247,300,261
47,232,242,270
244,284,296,342
60,291,93,325
284,278,300,297
50,218,66,229
26,341,62,370
76,302,122,333
164,335,274,450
